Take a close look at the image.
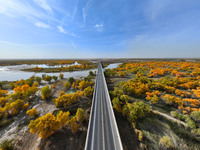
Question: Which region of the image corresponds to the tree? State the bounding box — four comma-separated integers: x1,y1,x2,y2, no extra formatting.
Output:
89,71,94,76
8,99,24,115
0,97,8,107
52,75,58,82
145,90,160,104
35,76,42,84
70,116,79,133
26,108,38,118
59,73,64,79
9,82,15,89
28,111,70,138
76,108,85,123
0,89,8,97
0,82,2,89
68,77,75,84
72,82,76,89
83,86,94,98
119,71,127,78
22,102,29,110
42,74,46,80
112,97,122,112
44,75,52,83
64,81,71,90
126,102,150,122
41,86,51,100
79,80,93,90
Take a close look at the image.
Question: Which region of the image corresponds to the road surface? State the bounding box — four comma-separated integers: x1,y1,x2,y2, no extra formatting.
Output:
85,61,123,150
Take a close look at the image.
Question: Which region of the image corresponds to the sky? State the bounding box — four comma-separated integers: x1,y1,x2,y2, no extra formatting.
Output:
0,0,200,58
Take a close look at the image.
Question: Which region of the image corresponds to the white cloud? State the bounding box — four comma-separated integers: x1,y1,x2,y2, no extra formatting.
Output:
95,23,104,32
34,0,52,13
35,22,50,28
57,26,79,38
57,26,66,34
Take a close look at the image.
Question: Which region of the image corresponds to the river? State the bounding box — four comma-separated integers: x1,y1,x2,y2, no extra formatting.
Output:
0,62,120,81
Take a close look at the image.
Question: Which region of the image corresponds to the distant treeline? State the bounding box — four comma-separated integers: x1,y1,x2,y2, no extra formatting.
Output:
0,59,92,66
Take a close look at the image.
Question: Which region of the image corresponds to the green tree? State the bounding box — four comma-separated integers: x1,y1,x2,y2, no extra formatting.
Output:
159,136,174,149
112,97,122,112
52,76,58,82
76,108,85,123
64,81,71,90
35,76,42,84
41,86,51,100
70,116,79,133
59,73,64,79
42,74,46,80
83,86,94,98
9,82,15,89
89,71,94,76
68,77,75,84
44,75,52,83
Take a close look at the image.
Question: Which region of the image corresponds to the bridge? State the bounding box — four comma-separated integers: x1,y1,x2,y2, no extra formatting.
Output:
85,61,123,150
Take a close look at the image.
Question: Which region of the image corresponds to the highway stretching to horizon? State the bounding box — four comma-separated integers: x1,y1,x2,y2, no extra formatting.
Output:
85,61,123,150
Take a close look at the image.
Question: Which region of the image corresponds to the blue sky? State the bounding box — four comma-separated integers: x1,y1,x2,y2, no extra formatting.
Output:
0,0,200,58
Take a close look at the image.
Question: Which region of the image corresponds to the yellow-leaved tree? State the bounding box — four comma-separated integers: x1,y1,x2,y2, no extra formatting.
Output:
28,111,70,138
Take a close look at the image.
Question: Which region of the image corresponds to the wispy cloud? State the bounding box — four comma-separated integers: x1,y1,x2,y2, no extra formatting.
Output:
33,0,52,13
82,0,93,23
35,22,50,28
0,40,27,47
95,23,104,32
57,26,67,34
57,26,79,38
71,41,77,48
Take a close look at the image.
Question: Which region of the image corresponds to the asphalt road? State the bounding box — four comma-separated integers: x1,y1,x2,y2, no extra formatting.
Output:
85,61,123,150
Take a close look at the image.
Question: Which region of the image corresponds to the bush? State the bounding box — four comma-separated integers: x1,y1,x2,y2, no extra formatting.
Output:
159,136,174,148
0,139,14,150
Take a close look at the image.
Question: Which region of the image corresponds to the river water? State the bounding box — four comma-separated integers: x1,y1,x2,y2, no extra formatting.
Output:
0,63,120,82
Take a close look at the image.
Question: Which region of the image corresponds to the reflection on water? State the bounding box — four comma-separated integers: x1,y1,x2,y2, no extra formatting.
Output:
0,69,97,81
105,63,121,69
